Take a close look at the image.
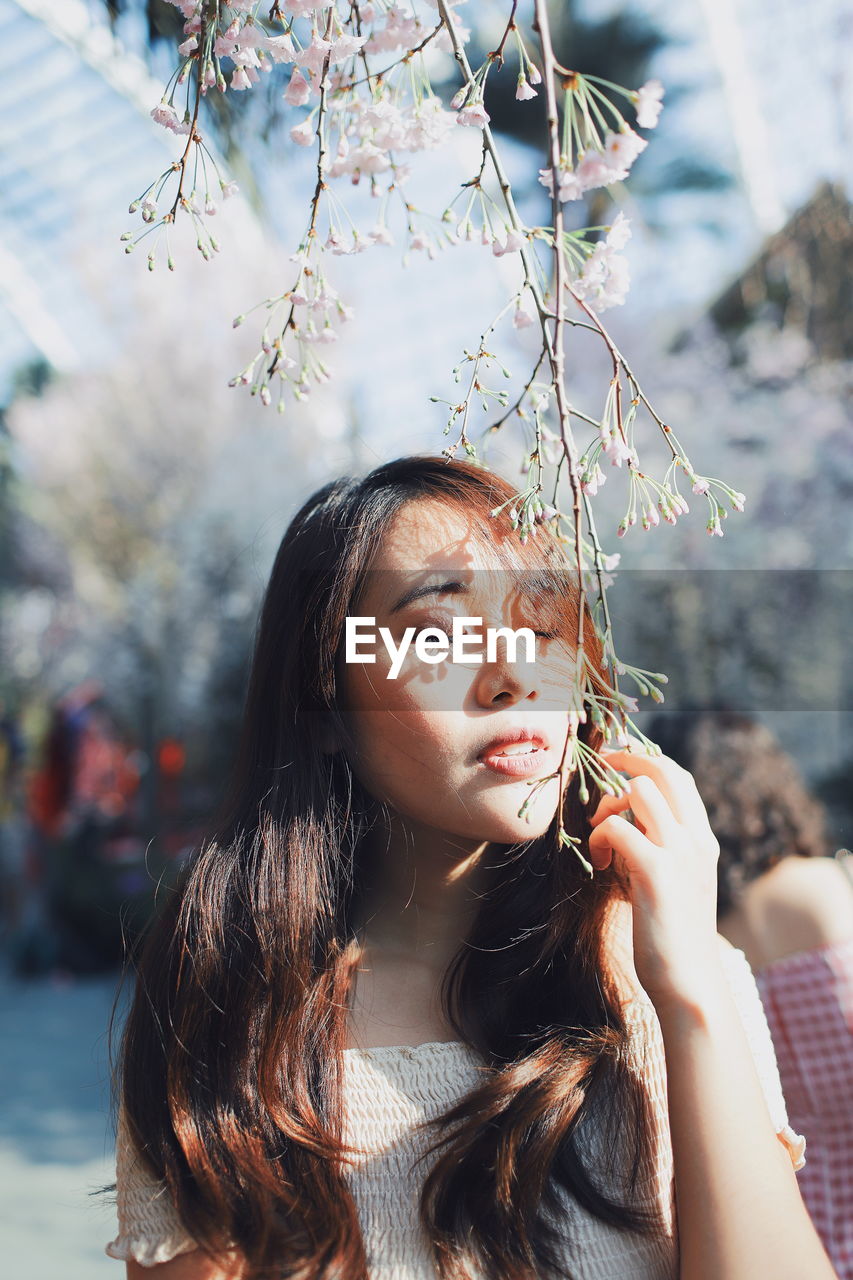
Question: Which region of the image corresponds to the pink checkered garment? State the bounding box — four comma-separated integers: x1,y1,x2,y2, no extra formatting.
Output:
756,935,853,1280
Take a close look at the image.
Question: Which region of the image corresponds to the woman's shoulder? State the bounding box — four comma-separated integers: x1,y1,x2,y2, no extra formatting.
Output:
719,855,853,969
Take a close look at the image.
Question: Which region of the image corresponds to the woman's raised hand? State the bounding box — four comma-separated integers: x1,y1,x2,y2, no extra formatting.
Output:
588,741,724,1011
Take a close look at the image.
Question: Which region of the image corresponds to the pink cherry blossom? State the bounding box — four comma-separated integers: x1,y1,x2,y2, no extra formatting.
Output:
287,0,334,15
572,215,632,311
515,76,537,101
365,11,423,55
327,138,351,178
407,99,456,150
573,250,625,310
230,66,252,91
264,34,296,63
456,102,490,128
325,230,349,254
606,212,631,251
576,151,622,191
599,433,634,467
284,68,312,107
635,79,665,129
513,303,535,329
602,128,647,171
296,36,334,74
330,34,367,63
538,165,585,202
434,14,471,54
358,100,407,150
150,101,180,130
580,461,606,495
234,23,268,51
314,282,338,309
290,121,314,146
349,142,391,175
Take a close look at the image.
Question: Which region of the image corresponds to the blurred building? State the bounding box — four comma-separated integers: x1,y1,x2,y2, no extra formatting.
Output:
577,0,852,313
708,183,853,361
695,0,852,229
0,0,265,403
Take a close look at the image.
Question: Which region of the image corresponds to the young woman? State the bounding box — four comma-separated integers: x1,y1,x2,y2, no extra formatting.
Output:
650,709,853,1278
105,455,836,1280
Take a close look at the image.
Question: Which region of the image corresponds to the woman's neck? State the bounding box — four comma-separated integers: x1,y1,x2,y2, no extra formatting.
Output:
357,815,491,967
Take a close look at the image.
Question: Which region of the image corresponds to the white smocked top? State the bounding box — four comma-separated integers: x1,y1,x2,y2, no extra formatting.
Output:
105,944,805,1279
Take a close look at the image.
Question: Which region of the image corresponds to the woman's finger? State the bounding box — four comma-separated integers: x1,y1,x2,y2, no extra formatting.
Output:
592,775,681,848
589,789,633,829
587,812,658,874
599,742,710,832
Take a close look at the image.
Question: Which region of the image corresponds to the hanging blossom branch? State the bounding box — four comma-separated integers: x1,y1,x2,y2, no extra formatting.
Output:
122,0,747,875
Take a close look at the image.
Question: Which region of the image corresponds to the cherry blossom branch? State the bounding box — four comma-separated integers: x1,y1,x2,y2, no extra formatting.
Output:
533,0,585,616
116,1,751,850
488,0,520,69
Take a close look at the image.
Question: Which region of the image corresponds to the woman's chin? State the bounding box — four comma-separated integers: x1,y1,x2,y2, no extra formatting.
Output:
475,798,559,845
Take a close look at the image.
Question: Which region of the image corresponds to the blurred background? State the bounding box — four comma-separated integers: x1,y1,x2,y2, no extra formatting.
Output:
0,0,851,1274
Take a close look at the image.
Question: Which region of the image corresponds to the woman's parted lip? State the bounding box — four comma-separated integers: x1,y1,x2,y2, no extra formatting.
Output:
476,728,550,761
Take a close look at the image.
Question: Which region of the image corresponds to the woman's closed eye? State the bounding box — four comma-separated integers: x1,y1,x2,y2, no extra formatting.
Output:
405,616,560,644
408,614,478,636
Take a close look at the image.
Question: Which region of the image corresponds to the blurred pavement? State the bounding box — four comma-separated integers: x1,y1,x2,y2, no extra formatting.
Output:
0,971,127,1277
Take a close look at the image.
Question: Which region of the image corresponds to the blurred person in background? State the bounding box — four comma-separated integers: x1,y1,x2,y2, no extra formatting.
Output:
26,682,141,976
0,695,27,966
649,708,853,1279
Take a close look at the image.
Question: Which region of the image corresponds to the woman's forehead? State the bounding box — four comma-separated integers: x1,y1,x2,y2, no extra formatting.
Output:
354,498,569,619
365,498,521,573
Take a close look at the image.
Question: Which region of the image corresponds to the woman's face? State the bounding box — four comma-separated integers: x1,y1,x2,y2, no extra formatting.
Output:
336,498,580,847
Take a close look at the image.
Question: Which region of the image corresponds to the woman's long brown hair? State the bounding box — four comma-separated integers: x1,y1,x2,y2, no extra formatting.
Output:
113,455,664,1280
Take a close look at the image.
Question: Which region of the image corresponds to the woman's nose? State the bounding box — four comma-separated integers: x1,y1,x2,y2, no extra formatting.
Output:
473,629,541,706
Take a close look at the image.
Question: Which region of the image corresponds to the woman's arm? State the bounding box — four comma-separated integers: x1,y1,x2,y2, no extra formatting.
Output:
588,745,836,1280
655,960,829,1279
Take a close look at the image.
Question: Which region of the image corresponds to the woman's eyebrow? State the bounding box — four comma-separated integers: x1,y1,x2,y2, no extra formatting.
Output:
388,579,472,614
